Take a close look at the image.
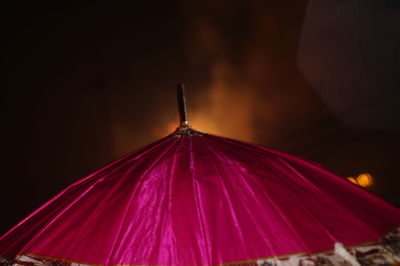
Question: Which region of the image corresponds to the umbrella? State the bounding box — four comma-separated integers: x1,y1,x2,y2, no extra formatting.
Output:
1,85,400,266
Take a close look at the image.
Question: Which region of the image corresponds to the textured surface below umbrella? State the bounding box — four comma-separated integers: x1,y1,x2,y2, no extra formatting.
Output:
1,87,400,265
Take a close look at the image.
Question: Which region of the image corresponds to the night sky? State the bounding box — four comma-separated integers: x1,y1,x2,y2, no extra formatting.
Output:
1,1,399,235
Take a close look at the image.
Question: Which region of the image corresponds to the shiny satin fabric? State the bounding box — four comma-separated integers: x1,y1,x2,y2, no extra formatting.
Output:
1,133,399,265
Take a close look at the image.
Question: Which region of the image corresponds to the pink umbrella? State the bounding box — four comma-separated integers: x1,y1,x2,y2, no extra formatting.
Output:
1,85,400,266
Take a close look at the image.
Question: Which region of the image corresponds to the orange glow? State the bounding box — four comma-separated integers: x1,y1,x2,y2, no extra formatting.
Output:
347,173,374,188
166,122,177,133
152,122,178,138
347,177,357,185
189,62,256,141
154,62,257,142
356,173,374,187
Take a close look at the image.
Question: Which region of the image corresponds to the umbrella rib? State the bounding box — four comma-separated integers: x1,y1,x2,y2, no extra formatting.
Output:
107,137,179,264
189,137,214,264
216,135,396,252
73,135,173,190
276,157,340,243
212,136,370,249
60,143,162,261
218,136,388,241
196,136,253,261
12,138,176,264
163,135,182,264
278,156,385,240
0,140,145,255
200,136,308,258
12,175,116,260
13,151,146,255
146,136,183,263
286,157,399,238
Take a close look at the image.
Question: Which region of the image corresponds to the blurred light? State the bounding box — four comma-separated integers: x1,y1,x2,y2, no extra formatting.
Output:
356,173,374,187
347,173,374,188
347,177,358,185
152,121,178,138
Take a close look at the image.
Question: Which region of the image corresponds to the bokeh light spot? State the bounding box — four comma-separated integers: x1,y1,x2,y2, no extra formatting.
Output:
347,177,358,185
357,173,374,187
347,173,374,188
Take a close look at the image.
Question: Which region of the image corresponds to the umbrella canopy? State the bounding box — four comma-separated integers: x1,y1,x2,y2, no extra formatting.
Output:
1,87,400,266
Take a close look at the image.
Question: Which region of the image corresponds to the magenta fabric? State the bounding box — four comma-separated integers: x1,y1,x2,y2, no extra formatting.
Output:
1,133,399,265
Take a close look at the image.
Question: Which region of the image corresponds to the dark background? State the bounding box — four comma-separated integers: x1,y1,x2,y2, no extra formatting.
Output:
1,1,399,234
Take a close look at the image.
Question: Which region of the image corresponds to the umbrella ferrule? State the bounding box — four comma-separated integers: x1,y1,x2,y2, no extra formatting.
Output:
172,83,204,137
177,83,189,128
